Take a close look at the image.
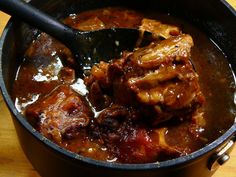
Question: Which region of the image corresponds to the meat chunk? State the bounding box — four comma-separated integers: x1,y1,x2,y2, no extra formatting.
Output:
13,32,77,112
96,105,140,131
95,105,187,163
74,17,105,31
139,18,181,39
125,35,204,124
25,33,76,67
86,34,204,125
25,85,93,144
85,61,110,88
64,7,143,30
131,34,193,69
84,61,112,111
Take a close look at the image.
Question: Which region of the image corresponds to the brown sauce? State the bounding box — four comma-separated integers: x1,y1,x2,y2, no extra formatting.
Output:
12,7,235,163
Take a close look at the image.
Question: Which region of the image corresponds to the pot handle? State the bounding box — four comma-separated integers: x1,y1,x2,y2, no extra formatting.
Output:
208,135,236,171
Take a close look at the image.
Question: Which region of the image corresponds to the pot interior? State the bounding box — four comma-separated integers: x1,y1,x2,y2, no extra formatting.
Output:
1,0,236,165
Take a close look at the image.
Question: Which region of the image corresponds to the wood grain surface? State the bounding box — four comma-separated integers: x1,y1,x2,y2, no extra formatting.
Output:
0,1,236,176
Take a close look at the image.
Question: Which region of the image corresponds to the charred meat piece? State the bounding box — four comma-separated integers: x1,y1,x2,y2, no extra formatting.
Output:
25,85,93,144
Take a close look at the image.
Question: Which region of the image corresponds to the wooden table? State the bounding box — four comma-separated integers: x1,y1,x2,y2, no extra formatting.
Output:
0,1,236,176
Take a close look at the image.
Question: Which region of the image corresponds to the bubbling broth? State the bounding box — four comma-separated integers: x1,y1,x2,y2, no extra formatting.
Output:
12,7,235,163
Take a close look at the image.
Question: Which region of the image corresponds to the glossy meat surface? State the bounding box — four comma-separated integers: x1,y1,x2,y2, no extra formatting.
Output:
86,34,204,125
139,18,181,39
25,85,93,144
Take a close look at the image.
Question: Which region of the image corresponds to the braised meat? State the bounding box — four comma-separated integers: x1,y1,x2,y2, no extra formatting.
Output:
15,7,210,164
25,85,93,144
84,33,205,163
25,33,76,67
85,34,204,125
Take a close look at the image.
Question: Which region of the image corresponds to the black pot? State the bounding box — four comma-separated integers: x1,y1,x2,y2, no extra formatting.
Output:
0,0,236,177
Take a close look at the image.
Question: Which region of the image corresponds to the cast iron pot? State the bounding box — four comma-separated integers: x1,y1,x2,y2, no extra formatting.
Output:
0,0,236,177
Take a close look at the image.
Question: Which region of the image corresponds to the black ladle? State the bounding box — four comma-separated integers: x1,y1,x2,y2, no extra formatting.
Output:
0,0,140,69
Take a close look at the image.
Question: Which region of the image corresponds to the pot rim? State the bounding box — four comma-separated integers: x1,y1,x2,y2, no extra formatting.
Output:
0,0,236,170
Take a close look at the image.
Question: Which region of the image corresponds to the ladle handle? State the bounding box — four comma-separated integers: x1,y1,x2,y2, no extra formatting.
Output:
0,0,74,44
